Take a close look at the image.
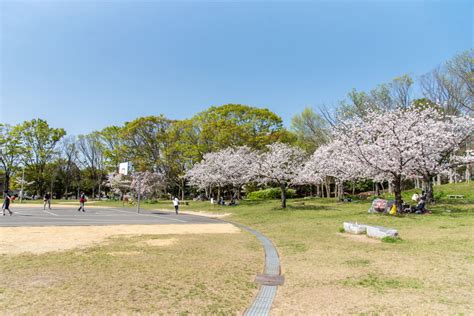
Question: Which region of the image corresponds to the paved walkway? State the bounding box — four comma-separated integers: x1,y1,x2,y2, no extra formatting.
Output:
232,223,282,316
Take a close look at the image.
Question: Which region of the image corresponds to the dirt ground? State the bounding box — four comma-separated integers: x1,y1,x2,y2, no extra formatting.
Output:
0,223,239,255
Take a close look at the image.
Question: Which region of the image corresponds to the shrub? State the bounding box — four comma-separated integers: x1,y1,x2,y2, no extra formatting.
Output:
433,191,445,201
246,188,296,200
381,236,401,243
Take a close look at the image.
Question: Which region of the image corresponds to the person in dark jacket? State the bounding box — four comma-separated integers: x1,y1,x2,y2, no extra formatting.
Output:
2,190,13,216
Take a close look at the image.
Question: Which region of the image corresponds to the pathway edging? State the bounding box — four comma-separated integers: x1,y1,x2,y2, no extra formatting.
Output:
227,222,282,316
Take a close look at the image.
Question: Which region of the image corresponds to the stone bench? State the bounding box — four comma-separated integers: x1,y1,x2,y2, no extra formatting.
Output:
343,222,367,234
447,195,464,199
366,225,398,239
343,222,398,239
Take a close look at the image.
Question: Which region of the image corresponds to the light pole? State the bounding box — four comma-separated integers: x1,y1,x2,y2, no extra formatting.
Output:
136,174,141,214
20,166,25,203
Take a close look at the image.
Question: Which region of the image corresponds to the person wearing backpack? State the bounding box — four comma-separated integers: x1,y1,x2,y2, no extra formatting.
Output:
78,192,87,212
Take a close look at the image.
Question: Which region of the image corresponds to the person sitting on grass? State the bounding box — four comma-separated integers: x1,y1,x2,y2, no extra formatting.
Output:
415,195,426,214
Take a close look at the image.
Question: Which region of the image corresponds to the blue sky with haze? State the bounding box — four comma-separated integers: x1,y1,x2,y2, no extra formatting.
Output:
0,0,472,135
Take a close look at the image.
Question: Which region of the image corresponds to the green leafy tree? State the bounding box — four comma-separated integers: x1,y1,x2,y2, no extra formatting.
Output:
192,104,293,154
165,119,202,199
77,132,106,198
99,126,125,171
120,115,172,172
291,107,330,153
0,124,25,191
15,119,66,195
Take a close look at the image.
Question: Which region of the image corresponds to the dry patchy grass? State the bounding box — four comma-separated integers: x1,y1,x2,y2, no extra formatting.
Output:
0,233,263,314
141,196,474,314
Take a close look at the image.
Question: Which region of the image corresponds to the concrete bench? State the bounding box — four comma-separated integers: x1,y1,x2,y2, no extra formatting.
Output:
343,222,367,234
366,225,398,239
447,195,464,199
343,222,398,239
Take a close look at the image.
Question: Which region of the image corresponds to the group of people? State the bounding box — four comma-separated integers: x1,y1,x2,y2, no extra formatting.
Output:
1,190,88,215
368,190,429,215
210,196,237,206
2,190,182,216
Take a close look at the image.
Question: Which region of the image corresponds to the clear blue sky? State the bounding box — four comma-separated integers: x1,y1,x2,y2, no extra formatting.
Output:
0,0,472,135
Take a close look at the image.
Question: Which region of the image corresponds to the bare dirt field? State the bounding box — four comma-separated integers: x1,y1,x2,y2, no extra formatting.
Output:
0,223,239,255
0,224,263,314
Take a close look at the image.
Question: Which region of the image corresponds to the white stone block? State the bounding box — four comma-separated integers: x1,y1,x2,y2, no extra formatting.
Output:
343,222,367,234
366,225,398,239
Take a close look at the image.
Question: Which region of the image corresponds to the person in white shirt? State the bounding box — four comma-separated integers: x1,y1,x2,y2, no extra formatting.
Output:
172,197,179,214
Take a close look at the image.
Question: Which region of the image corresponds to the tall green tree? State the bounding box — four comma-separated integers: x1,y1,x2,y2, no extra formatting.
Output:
0,124,25,190
291,107,330,153
14,119,66,195
192,104,291,153
120,115,172,172
77,132,106,198
165,119,202,199
99,126,125,171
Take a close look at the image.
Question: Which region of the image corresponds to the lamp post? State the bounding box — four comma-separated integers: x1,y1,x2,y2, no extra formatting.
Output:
20,166,25,203
136,173,142,214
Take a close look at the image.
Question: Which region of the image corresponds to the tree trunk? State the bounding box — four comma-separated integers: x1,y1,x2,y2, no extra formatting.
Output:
466,165,471,183
393,175,403,214
325,178,331,198
316,183,320,197
180,178,185,201
423,175,434,204
375,182,380,196
4,173,10,191
280,183,287,208
388,181,393,194
436,174,441,186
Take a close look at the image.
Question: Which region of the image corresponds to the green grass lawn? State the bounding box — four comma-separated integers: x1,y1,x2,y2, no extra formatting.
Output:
3,182,474,313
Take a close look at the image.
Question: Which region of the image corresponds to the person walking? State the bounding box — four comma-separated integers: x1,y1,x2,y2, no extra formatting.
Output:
78,192,86,212
2,190,13,216
172,196,179,215
43,192,52,210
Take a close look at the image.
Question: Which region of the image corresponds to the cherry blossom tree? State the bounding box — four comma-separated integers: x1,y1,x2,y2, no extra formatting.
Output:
186,146,255,199
411,112,474,202
131,171,166,199
106,173,131,199
251,143,306,208
296,140,370,198
333,106,474,211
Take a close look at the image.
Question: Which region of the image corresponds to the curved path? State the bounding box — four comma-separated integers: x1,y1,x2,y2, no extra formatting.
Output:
229,222,283,316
